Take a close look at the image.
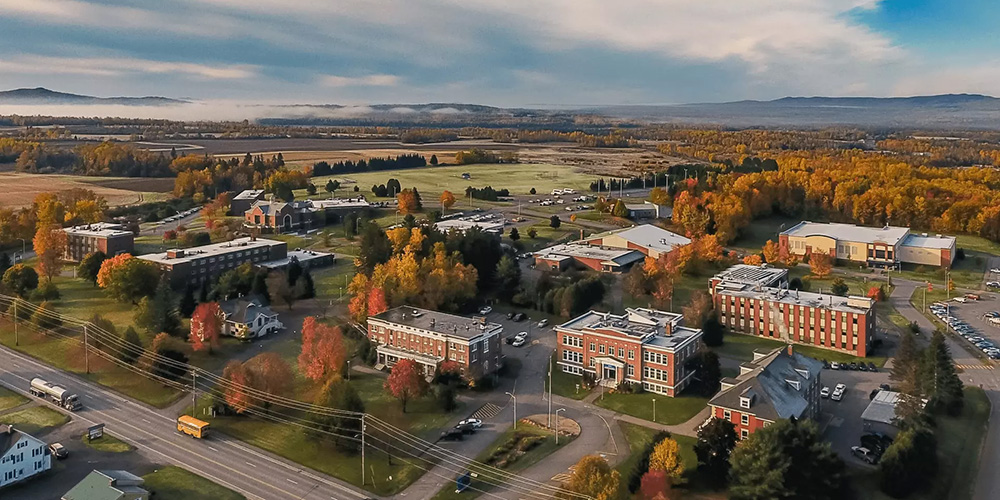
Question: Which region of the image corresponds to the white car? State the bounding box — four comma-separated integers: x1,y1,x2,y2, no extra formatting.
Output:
831,389,844,402
537,319,548,328
479,306,493,315
459,418,483,429
820,387,831,398
515,331,528,341
990,268,1000,274
830,362,840,370
511,338,526,347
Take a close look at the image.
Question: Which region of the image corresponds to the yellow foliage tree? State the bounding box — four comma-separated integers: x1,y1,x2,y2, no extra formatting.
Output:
762,239,780,264
743,254,763,266
648,437,685,479
33,223,67,283
565,455,620,500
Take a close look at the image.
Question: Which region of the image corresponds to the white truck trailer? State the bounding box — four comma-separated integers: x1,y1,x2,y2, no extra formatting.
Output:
30,377,82,411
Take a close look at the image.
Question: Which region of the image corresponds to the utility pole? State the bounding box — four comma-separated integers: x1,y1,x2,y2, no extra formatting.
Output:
84,324,90,374
547,356,552,429
506,392,517,430
13,299,17,346
361,413,375,488
191,370,197,415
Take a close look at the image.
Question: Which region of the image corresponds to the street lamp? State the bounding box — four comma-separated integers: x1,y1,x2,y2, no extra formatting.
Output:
16,238,25,259
506,391,517,430
652,398,657,423
555,408,566,444
347,360,351,381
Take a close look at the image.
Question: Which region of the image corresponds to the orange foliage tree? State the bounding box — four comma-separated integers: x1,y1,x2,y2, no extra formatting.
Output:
244,352,294,399
808,252,833,278
440,190,456,211
222,360,254,413
743,254,763,266
190,302,223,353
762,240,780,264
297,317,346,384
384,358,427,412
33,223,67,283
397,189,420,214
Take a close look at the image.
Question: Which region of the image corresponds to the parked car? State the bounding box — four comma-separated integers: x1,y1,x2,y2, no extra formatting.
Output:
989,267,1000,274
537,319,549,328
515,331,528,341
857,363,868,371
48,443,68,459
849,362,859,370
868,362,878,372
440,429,465,441
820,387,831,398
511,338,526,347
459,418,483,429
830,362,840,370
479,306,493,315
513,313,526,322
966,293,981,301
852,446,879,464
455,422,477,434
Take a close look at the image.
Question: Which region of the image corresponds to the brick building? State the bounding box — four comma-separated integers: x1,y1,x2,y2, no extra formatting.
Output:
709,264,877,357
367,306,503,380
62,223,134,262
230,189,265,215
779,221,955,268
534,224,689,273
138,237,287,289
555,308,703,396
708,346,823,440
244,197,371,234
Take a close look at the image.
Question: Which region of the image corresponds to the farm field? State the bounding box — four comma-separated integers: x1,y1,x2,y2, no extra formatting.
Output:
0,171,173,209
308,163,598,199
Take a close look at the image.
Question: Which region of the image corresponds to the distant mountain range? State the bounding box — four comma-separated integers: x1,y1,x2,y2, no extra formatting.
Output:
0,87,186,106
3,88,1000,128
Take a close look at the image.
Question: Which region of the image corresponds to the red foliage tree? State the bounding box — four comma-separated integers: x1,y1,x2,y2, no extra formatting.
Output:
640,470,673,500
384,359,428,412
867,285,887,302
190,302,223,353
297,317,346,384
222,360,254,413
367,287,388,317
244,352,293,398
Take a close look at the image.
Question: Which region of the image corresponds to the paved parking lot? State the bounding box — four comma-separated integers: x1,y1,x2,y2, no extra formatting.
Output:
925,292,1000,362
817,366,892,468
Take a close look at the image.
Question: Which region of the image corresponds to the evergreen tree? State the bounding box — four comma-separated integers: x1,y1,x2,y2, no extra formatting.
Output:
891,331,926,424
252,269,270,303
923,330,964,416
429,154,438,165
134,278,180,335
495,254,521,295
286,258,303,288
119,326,142,364
879,428,938,497
550,215,561,228
179,285,197,317
830,277,849,296
411,187,423,209
509,227,520,241
297,269,316,299
77,251,107,285
695,417,738,488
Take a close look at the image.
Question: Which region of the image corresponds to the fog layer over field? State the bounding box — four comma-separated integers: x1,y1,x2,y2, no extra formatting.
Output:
0,102,427,121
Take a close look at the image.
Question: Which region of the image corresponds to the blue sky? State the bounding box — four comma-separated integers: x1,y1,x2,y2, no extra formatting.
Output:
0,0,996,107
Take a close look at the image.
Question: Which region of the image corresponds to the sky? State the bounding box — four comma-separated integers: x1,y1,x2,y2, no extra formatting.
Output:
0,0,998,107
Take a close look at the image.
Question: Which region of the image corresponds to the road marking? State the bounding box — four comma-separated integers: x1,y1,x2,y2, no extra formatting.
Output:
286,478,299,485
208,446,219,452
142,418,151,424
246,461,258,467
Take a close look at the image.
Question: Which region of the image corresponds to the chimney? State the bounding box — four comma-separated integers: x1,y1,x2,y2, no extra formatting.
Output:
787,344,794,356
580,229,584,240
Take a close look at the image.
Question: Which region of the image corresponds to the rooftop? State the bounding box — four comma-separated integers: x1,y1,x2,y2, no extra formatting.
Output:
902,233,956,250
558,308,698,348
233,189,265,200
220,297,277,324
138,237,285,265
712,264,788,288
861,390,902,426
63,222,133,238
534,243,644,267
62,469,148,500
0,424,37,456
307,197,371,209
593,224,691,254
710,346,823,421
781,221,911,246
370,306,503,341
713,281,874,315
433,217,504,234
258,249,334,269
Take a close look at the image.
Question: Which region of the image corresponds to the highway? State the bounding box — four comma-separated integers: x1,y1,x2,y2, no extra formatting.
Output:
0,344,372,500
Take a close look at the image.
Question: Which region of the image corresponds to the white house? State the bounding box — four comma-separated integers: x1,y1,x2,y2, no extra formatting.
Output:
0,424,51,489
220,297,283,339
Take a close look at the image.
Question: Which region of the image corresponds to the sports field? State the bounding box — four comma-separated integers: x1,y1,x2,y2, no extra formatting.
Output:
309,163,597,198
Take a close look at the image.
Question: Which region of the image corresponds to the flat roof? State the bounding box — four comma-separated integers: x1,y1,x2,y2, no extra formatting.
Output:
596,224,691,254
902,233,956,250
258,249,333,269
559,308,691,342
369,306,503,341
63,222,133,238
861,390,900,425
138,237,285,265
307,197,371,209
535,243,644,266
781,221,910,246
434,218,504,233
712,264,788,288
714,281,874,314
234,189,265,200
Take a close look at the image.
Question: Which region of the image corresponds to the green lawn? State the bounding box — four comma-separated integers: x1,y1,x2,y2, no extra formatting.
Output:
896,252,988,289
709,332,889,367
0,405,69,434
852,387,990,500
143,466,246,500
309,163,598,200
728,216,801,254
431,424,576,500
595,390,708,429
0,385,28,412
312,259,358,302
615,423,704,496
82,432,133,453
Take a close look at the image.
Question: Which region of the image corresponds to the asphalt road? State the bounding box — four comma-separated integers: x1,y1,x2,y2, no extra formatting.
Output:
0,345,371,500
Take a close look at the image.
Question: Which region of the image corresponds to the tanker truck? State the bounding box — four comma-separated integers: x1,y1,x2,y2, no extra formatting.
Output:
30,377,82,411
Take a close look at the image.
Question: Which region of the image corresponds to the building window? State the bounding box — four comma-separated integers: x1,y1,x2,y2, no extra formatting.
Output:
723,409,731,420
599,345,605,354
741,414,749,425
627,365,634,377
590,342,596,352
741,429,749,439
628,350,634,360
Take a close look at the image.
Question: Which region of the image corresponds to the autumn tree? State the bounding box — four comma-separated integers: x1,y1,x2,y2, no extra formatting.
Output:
808,252,833,278
313,376,365,451
97,253,159,303
682,291,713,328
222,360,254,413
298,317,346,384
367,287,388,317
612,199,629,218
397,188,421,214
867,285,887,302
564,455,620,500
150,332,188,382
77,251,106,285
761,240,780,264
440,190,456,212
649,187,670,206
134,279,180,335
33,223,67,283
245,352,294,399
742,254,763,266
190,302,223,353
639,470,673,500
648,437,684,479
2,264,38,297
384,358,427,412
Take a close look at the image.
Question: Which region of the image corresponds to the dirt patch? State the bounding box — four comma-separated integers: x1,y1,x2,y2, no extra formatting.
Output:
522,413,581,436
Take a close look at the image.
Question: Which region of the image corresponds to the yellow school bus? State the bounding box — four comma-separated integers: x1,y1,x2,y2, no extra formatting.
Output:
177,415,210,439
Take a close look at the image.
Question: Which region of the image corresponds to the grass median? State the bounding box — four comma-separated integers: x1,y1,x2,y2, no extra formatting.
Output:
0,385,28,412
595,390,708,428
143,466,246,500
0,405,69,434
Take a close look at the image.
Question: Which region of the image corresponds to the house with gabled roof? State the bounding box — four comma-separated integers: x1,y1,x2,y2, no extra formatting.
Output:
219,296,283,340
0,424,50,489
707,345,823,439
62,470,149,500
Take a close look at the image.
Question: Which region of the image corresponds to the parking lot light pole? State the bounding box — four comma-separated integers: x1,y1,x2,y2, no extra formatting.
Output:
506,392,517,430
555,408,566,444
652,398,656,423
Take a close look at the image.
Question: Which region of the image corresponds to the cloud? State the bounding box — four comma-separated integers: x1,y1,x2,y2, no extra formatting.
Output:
319,74,401,88
0,55,258,80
